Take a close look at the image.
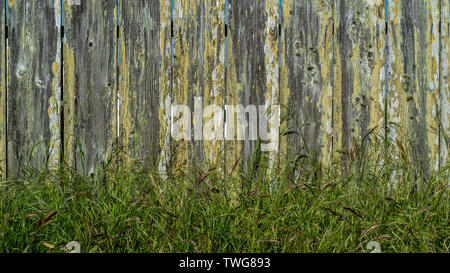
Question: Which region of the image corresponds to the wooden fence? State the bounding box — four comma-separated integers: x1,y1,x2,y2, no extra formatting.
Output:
0,0,448,178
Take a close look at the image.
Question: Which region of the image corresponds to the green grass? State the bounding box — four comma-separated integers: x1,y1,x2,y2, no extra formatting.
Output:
0,134,449,253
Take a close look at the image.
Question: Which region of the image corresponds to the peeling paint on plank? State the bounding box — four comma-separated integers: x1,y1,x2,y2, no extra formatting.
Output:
387,0,440,177
171,0,198,174
334,0,386,170
281,0,333,167
441,0,449,170
226,0,278,178
0,0,5,178
263,0,279,170
120,0,161,166
157,0,172,179
202,0,226,171
171,0,226,174
7,0,61,175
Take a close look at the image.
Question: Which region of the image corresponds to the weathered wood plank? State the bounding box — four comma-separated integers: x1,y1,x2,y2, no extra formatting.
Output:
7,0,61,175
172,0,226,173
171,0,200,172
280,0,333,166
201,0,226,170
119,0,161,166
387,0,440,176
442,0,450,169
334,0,386,169
63,0,117,175
262,0,280,170
157,0,172,177
0,0,5,178
225,0,279,176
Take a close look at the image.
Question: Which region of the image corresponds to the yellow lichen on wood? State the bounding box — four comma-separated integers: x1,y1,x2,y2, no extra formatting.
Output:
6,1,60,173
63,43,75,167
119,20,132,164
387,0,407,144
172,0,195,170
278,0,292,165
334,1,385,171
0,4,5,178
107,3,119,165
203,0,226,167
387,0,440,175
367,3,386,134
224,30,243,175
48,60,61,169
47,0,62,169
333,20,343,159
424,0,440,171
316,0,334,166
368,26,386,169
63,0,72,22
263,0,279,169
442,0,450,168
387,0,410,184
280,0,333,167
158,0,172,178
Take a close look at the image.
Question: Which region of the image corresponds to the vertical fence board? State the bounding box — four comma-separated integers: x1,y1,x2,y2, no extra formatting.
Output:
280,0,333,166
202,0,226,170
171,0,201,171
157,0,172,177
388,0,440,176
172,0,226,172
226,0,279,176
262,0,280,170
64,0,117,175
119,0,161,166
442,0,450,169
7,0,61,175
0,0,5,178
334,0,386,169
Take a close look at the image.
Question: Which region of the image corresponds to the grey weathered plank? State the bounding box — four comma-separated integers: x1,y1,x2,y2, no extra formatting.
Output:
280,0,333,166
156,0,172,177
0,0,5,178
119,0,161,166
63,0,117,175
200,0,226,169
442,0,450,169
387,0,440,176
334,0,386,169
171,0,226,174
171,0,201,171
226,0,279,176
7,0,61,175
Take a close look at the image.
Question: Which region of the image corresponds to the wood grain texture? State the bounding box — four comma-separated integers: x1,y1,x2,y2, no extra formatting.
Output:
201,0,226,170
2,0,446,178
157,0,172,178
262,0,280,170
171,0,199,172
442,0,449,169
334,0,386,169
7,0,61,175
387,0,440,176
226,0,279,176
119,0,161,166
63,0,117,175
172,0,226,174
280,0,333,166
0,0,5,178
